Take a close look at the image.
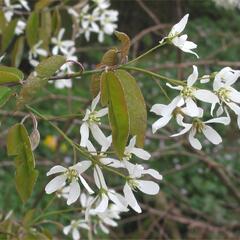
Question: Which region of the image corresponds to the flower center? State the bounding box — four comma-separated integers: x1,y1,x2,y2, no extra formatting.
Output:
88,111,100,124
217,87,230,102
181,86,195,98
124,152,132,160
66,169,78,182
192,118,204,133
128,179,139,191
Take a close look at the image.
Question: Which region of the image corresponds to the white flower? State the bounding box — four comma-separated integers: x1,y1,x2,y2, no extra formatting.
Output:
28,41,48,66
63,220,89,240
45,162,94,205
212,67,240,117
80,93,110,148
3,0,21,22
161,14,199,58
167,65,219,116
51,28,75,55
54,79,72,89
171,114,230,150
123,163,162,213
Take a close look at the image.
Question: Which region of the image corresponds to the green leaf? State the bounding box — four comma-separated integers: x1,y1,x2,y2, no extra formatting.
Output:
0,11,7,33
11,36,24,67
115,69,147,146
35,0,52,10
0,65,24,84
100,71,109,106
1,19,17,53
7,123,38,203
105,72,129,158
35,55,65,78
39,11,52,49
17,56,65,108
0,86,12,107
26,12,39,47
51,8,61,36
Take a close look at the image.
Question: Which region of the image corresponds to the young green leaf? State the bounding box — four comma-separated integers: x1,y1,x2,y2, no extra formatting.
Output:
115,69,147,146
115,31,131,63
7,123,38,203
1,19,17,53
35,55,65,78
100,71,109,106
0,86,12,107
0,65,24,84
26,12,39,47
91,73,101,97
106,72,129,158
11,36,24,67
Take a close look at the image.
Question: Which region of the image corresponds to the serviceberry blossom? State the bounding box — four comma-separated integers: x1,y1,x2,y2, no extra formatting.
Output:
63,220,89,240
123,162,162,213
167,65,219,116
80,93,110,148
51,28,75,55
45,162,94,205
171,114,230,150
3,0,29,22
15,19,26,35
160,14,199,58
93,0,111,10
28,41,48,66
212,67,240,118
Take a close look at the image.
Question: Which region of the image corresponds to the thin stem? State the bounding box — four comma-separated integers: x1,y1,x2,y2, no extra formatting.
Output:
127,42,166,65
120,65,185,85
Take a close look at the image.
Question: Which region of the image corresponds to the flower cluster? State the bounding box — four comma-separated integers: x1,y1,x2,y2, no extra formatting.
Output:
45,94,162,239
68,0,118,42
152,15,240,150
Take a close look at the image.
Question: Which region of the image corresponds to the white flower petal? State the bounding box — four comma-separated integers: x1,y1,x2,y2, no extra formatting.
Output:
131,147,151,160
94,194,109,212
72,228,80,240
45,175,67,194
137,180,160,195
187,65,198,86
202,125,222,145
152,115,172,133
171,123,192,137
226,102,240,115
170,14,189,35
67,181,81,205
194,89,219,104
95,108,108,117
63,225,71,235
46,165,67,176
80,122,89,147
91,93,100,111
150,104,167,115
90,124,109,147
100,158,124,168
188,128,202,150
228,87,240,103
142,169,163,180
123,183,141,213
79,175,94,194
185,98,199,116
72,161,91,174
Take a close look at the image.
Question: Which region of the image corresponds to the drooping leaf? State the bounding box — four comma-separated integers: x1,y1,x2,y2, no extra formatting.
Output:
115,31,130,63
0,11,7,33
0,86,12,107
115,69,147,146
11,36,24,67
1,19,17,53
7,123,38,203
17,56,65,108
105,72,129,158
26,12,39,47
0,65,24,84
